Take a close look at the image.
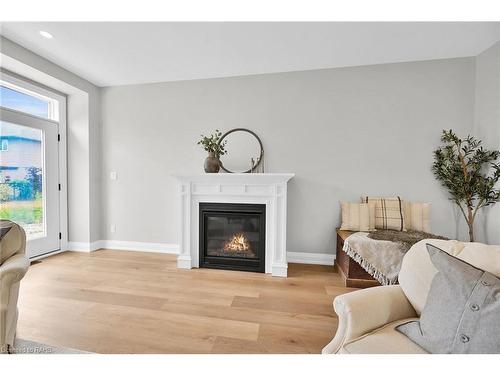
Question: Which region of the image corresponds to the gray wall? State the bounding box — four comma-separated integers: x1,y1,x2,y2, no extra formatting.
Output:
101,57,475,253
474,42,500,245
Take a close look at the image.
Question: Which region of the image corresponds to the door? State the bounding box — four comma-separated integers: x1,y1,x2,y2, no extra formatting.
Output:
0,74,65,258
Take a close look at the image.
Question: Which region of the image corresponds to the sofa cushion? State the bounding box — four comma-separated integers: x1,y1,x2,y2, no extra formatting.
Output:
340,319,428,354
396,244,500,354
398,239,500,315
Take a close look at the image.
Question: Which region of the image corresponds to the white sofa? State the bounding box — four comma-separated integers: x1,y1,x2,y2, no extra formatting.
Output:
322,239,500,354
0,221,30,354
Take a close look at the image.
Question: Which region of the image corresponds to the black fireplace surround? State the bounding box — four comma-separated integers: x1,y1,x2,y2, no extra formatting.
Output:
199,202,266,273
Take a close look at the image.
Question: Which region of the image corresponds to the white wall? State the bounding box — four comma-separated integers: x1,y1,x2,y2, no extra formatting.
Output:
473,41,500,245
101,57,475,254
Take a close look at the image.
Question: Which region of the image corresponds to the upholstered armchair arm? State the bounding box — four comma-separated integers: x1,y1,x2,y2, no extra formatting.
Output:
0,253,29,352
322,285,417,354
0,254,30,289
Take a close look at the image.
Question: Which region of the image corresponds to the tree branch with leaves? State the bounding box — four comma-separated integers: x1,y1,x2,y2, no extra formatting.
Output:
432,130,500,242
197,129,227,158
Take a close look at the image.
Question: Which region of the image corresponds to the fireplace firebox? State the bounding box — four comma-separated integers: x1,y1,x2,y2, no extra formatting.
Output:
199,202,266,272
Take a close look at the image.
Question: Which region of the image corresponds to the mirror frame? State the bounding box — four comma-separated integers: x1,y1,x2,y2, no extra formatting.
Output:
218,128,264,173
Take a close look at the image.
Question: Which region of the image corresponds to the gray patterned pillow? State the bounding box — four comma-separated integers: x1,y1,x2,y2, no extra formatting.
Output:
396,243,500,354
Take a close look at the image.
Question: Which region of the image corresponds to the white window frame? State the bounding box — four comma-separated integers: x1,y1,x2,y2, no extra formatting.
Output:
0,73,60,121
0,70,68,257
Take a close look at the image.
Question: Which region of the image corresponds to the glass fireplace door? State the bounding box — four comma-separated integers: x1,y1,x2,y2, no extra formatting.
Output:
199,203,266,272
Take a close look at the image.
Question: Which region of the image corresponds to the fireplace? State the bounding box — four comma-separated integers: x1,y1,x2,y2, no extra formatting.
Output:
199,202,266,272
174,173,294,276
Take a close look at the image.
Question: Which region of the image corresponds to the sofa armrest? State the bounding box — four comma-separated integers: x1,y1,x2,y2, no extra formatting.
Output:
322,285,417,354
0,253,29,351
0,254,30,287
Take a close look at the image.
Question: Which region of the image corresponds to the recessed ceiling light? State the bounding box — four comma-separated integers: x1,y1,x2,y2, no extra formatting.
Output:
39,31,53,39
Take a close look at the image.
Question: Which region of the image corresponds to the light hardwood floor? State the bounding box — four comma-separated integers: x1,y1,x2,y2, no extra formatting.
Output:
17,250,356,353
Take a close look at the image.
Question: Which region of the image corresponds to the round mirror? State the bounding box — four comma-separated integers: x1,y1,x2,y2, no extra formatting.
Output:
218,128,264,173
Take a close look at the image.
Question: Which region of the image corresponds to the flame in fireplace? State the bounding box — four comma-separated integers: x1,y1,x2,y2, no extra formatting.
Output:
224,233,250,252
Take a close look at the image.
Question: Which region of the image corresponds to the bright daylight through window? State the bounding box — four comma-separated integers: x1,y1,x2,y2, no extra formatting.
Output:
0,80,59,241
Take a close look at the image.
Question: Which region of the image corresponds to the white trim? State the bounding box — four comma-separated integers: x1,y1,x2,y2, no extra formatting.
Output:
68,241,333,266
0,70,63,121
30,248,67,261
177,255,192,268
0,70,68,258
173,173,294,277
173,173,295,184
68,240,179,254
57,96,68,253
287,251,335,265
271,262,288,277
67,241,100,252
99,240,179,254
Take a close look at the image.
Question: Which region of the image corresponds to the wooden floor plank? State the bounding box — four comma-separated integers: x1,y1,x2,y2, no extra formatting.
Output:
16,249,355,353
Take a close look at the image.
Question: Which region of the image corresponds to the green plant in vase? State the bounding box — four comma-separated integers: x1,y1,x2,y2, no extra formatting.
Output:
432,129,500,242
197,129,228,173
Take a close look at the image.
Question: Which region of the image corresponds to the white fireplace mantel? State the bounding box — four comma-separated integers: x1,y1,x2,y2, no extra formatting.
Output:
172,173,295,277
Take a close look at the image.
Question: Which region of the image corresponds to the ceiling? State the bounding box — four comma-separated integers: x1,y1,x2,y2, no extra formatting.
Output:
1,22,500,87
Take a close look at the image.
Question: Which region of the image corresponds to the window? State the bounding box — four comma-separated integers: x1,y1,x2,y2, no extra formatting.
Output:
0,70,67,257
0,80,59,121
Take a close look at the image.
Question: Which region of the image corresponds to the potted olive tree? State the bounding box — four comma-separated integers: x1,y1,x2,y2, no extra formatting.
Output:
432,130,500,242
197,130,227,173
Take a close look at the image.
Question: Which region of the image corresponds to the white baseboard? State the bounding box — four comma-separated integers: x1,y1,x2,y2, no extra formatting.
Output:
67,241,101,252
287,251,335,265
67,241,332,266
177,255,192,269
271,262,288,277
30,248,67,261
99,240,179,254
68,240,179,254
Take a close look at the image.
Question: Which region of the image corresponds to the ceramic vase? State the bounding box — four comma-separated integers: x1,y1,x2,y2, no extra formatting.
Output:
204,151,220,173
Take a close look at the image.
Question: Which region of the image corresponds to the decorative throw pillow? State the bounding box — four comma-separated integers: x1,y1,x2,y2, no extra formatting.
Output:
404,202,431,232
339,202,376,232
396,244,500,354
363,196,406,231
